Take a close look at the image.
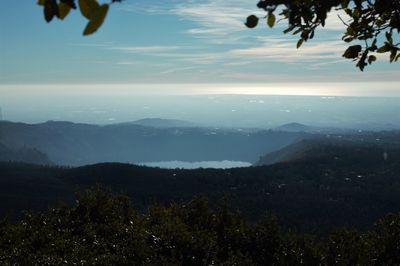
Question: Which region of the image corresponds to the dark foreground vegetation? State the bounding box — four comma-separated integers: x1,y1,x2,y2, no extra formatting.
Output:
1,187,400,265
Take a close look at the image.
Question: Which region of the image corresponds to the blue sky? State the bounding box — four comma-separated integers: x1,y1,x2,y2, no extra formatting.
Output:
0,0,399,95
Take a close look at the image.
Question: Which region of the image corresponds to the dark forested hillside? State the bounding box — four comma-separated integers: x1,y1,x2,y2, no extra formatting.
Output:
1,135,400,234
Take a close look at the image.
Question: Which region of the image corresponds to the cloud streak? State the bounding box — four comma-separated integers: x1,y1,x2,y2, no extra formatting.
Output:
109,46,181,53
229,39,346,63
172,0,262,40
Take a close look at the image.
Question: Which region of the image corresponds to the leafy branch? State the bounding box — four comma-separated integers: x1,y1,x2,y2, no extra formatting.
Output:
246,0,400,71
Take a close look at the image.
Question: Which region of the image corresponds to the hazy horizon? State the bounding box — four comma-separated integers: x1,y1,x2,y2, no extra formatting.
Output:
1,86,399,130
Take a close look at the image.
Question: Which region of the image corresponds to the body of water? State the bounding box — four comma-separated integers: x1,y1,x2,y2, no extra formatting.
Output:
141,160,252,169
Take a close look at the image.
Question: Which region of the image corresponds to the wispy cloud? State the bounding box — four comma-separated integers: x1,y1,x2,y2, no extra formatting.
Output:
223,61,252,67
172,0,261,38
109,46,181,53
116,0,259,45
172,52,224,65
159,66,198,75
309,59,347,69
68,42,114,47
116,61,140,65
228,38,347,63
108,38,348,67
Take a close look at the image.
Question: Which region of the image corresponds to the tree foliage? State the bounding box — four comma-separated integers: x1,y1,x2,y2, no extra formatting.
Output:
1,187,400,265
247,0,400,70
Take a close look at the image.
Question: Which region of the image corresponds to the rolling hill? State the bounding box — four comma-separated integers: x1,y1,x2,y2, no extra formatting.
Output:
0,121,304,165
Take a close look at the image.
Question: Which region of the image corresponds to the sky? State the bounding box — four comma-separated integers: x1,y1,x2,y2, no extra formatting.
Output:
0,0,399,96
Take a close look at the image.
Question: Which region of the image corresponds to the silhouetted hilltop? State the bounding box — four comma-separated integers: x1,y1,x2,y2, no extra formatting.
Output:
273,122,312,132
256,137,399,166
0,142,51,165
255,139,316,166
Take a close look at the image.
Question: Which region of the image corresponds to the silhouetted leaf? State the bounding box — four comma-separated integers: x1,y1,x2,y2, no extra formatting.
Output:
267,13,276,28
368,55,376,64
309,30,315,39
58,2,71,20
293,28,302,35
83,4,109,36
342,45,361,59
245,15,259,28
296,38,304,49
60,0,77,9
283,25,295,34
390,50,397,63
343,37,353,43
44,0,59,23
78,0,99,20
377,44,390,53
356,59,367,71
